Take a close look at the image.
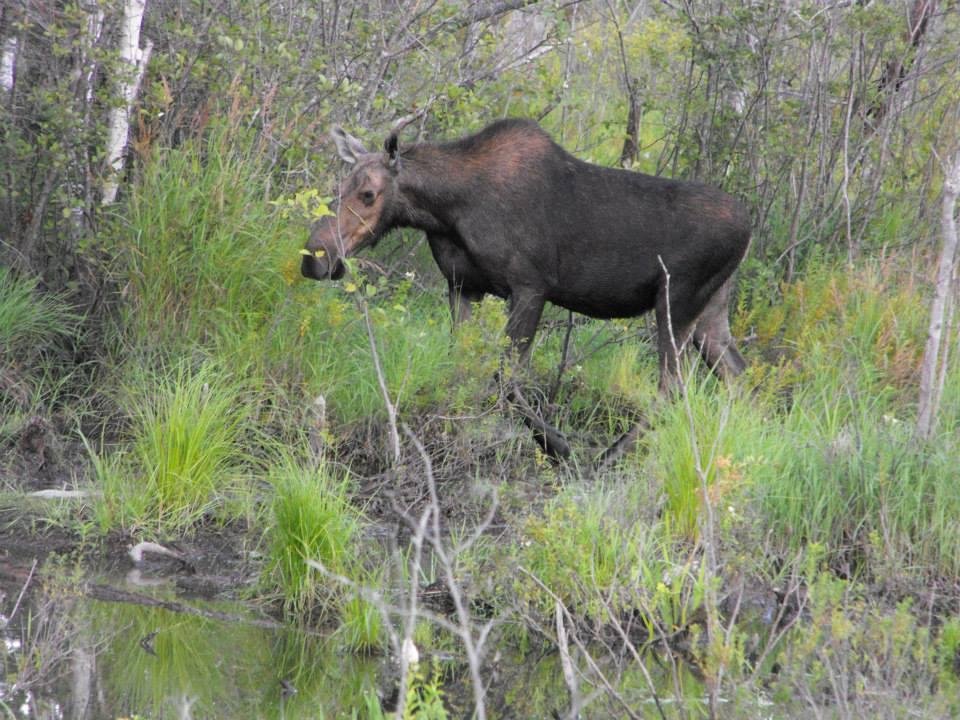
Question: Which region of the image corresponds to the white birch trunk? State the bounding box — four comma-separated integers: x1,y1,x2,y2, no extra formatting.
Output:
101,0,151,205
916,148,960,440
0,36,17,94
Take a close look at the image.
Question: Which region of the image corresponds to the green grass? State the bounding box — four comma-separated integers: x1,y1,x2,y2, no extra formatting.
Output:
644,374,774,541
0,266,80,438
338,592,385,653
516,487,651,616
732,261,960,579
114,122,297,359
508,481,716,646
0,266,77,354
752,382,960,578
263,453,366,620
92,361,254,534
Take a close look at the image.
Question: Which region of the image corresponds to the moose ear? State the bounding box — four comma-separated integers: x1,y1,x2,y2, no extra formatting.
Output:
331,126,368,164
385,133,400,168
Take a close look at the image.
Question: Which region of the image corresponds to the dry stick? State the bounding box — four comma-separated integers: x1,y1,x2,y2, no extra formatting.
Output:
395,483,433,718
367,429,498,718
305,550,484,720
6,559,37,625
82,583,287,630
593,580,669,720
507,383,571,459
17,167,59,272
511,604,606,713
403,425,492,720
305,558,483,647
348,218,419,711
386,0,547,59
548,310,576,405
362,300,402,464
395,430,500,717
592,414,651,472
841,42,857,263
518,567,643,720
554,600,582,718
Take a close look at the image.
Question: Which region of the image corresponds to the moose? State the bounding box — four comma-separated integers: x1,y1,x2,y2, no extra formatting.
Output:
302,118,749,396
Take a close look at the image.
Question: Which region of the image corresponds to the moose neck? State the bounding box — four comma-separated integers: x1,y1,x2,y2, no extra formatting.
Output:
393,144,486,234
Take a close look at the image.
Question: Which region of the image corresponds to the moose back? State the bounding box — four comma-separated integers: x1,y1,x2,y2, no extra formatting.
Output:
302,119,749,389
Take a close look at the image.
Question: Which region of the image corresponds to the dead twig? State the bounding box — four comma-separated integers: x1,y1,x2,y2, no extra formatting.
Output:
5,558,37,626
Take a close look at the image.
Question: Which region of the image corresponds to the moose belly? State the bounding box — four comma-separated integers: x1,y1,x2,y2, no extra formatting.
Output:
549,279,658,320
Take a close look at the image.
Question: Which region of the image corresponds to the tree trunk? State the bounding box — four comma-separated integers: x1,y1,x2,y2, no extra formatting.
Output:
619,82,641,168
101,0,151,205
867,0,937,126
0,36,16,94
0,4,18,95
916,147,960,440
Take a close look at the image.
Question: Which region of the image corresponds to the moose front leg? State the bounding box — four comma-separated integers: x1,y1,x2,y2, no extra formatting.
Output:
505,288,545,361
447,281,485,325
502,288,569,458
427,234,487,326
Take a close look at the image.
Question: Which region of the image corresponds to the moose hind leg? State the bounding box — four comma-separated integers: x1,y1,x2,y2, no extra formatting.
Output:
692,278,746,381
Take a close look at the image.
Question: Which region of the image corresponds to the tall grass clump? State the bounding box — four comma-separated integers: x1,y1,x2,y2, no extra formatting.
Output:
294,289,456,424
0,267,79,435
112,119,299,365
737,258,928,404
511,484,713,644
263,454,373,632
644,375,774,541
92,362,253,533
0,266,77,354
293,291,514,427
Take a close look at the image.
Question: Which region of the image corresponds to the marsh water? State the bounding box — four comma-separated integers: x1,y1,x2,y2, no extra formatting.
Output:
0,546,722,719
1,560,389,718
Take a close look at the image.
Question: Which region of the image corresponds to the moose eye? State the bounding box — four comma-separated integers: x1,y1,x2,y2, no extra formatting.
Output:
360,190,376,206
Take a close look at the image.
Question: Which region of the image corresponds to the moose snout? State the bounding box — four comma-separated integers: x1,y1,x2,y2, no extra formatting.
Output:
301,250,345,281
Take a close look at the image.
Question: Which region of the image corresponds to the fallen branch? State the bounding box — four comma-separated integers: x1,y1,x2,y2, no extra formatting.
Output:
592,415,651,472
506,383,571,459
27,489,98,500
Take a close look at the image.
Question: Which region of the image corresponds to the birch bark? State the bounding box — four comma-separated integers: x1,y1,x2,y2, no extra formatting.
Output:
101,0,151,205
916,147,960,440
0,36,16,94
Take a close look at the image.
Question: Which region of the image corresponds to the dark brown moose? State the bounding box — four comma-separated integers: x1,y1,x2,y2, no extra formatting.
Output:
302,119,749,391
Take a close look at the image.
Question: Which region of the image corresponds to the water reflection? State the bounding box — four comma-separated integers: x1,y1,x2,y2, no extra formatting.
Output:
2,571,384,719
2,564,713,719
